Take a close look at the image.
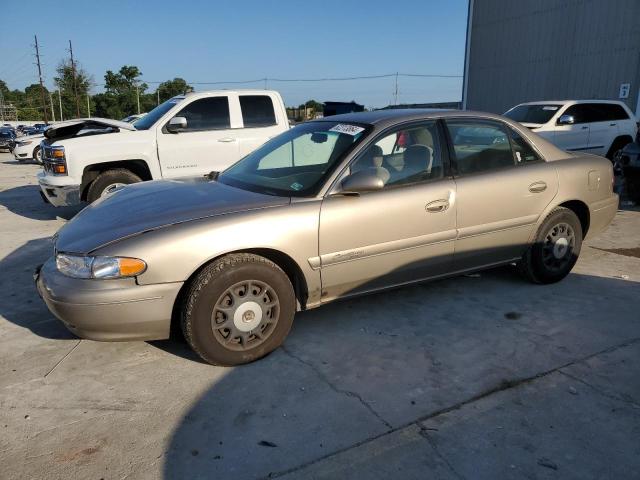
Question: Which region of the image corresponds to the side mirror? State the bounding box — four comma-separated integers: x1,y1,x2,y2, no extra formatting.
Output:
166,116,187,133
558,114,575,125
339,168,386,195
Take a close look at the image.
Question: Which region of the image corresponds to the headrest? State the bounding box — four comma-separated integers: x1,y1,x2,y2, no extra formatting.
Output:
404,144,431,170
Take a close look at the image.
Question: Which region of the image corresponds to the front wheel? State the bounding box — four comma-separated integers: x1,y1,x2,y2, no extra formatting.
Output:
519,207,583,284
181,253,296,366
86,168,142,203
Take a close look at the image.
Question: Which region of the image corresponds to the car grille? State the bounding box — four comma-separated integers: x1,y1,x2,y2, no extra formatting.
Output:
42,144,64,174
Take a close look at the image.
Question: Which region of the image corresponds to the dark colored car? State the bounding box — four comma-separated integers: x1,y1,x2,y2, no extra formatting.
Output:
615,140,640,204
0,130,16,152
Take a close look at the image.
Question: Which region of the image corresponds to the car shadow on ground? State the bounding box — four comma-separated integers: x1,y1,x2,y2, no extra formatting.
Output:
1,159,39,166
0,184,83,221
158,269,640,479
0,237,75,340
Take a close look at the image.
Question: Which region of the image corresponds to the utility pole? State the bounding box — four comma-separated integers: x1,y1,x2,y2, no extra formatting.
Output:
136,83,140,114
69,40,80,118
157,88,160,106
393,72,399,106
49,92,56,122
0,89,4,123
57,89,63,121
86,95,90,117
34,35,49,124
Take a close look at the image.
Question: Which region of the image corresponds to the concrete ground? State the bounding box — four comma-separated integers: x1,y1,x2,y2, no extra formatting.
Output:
0,152,639,480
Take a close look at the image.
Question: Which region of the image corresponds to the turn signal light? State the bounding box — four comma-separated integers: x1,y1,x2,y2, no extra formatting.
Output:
118,258,147,276
54,164,67,174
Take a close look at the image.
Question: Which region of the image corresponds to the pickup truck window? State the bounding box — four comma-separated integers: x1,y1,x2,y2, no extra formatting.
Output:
177,97,231,131
134,98,183,130
240,95,276,127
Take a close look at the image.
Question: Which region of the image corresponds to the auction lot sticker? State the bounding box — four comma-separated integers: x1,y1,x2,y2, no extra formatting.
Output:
329,124,365,136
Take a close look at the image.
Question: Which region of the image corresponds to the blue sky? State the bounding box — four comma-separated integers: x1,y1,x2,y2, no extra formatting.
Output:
0,0,468,108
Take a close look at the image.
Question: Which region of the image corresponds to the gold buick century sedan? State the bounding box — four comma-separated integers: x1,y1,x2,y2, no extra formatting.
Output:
36,110,619,365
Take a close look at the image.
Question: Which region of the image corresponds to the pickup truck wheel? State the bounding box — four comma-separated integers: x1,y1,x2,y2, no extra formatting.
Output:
86,169,142,203
181,253,296,366
519,207,582,284
33,146,43,164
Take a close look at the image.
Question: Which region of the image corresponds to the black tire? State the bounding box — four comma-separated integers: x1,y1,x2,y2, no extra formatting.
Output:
606,137,631,161
519,207,583,284
181,253,296,366
33,145,42,165
86,168,142,203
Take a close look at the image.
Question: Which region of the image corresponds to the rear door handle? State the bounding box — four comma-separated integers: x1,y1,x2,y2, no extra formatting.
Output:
425,199,450,213
218,138,236,143
529,181,547,193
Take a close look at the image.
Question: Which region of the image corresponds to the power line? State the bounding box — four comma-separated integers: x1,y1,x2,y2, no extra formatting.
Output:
139,72,462,85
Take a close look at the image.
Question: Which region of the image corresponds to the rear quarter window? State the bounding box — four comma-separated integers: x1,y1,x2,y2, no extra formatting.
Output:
240,95,277,128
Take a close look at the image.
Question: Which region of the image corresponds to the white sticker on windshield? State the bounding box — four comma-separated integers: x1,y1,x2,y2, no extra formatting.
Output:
542,106,559,111
329,124,365,136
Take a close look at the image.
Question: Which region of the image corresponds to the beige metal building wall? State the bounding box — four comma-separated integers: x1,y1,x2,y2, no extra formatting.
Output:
463,0,640,115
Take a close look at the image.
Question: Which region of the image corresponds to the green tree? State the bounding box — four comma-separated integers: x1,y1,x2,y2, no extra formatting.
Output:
100,65,147,118
54,59,92,119
156,78,193,103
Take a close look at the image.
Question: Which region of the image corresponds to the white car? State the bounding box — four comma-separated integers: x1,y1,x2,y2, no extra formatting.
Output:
37,90,290,206
13,134,45,164
504,100,638,159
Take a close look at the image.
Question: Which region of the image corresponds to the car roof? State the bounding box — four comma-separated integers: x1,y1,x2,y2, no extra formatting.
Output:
312,108,511,128
515,99,628,106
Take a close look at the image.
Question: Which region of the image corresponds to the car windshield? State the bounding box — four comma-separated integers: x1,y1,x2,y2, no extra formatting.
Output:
219,121,369,196
504,104,561,124
133,97,183,130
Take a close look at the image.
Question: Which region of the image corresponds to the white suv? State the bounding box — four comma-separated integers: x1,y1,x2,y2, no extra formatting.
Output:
504,100,638,159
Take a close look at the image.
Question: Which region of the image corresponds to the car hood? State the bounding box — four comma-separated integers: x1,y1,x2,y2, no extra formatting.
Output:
17,134,44,142
44,117,136,141
520,122,544,130
55,178,290,254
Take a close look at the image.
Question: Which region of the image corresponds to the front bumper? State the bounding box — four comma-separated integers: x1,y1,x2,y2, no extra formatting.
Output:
37,173,82,207
35,257,183,341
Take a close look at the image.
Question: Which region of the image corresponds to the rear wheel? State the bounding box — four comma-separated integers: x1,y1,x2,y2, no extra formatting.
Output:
181,253,296,366
519,207,582,284
606,137,632,161
86,168,142,203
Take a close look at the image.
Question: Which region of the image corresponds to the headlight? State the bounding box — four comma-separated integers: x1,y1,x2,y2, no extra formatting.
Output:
18,141,33,146
56,254,147,279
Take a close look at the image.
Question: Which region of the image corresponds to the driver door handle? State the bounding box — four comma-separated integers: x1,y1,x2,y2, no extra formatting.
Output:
218,137,236,143
425,199,450,213
529,181,547,193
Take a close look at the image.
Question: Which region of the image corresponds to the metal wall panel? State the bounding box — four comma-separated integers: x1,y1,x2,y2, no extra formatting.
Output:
466,0,640,114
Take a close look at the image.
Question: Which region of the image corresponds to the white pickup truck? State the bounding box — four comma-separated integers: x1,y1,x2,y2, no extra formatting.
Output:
38,90,289,206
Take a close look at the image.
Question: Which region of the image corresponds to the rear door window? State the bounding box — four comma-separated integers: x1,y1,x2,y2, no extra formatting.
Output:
509,128,542,163
240,95,277,127
446,120,515,175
